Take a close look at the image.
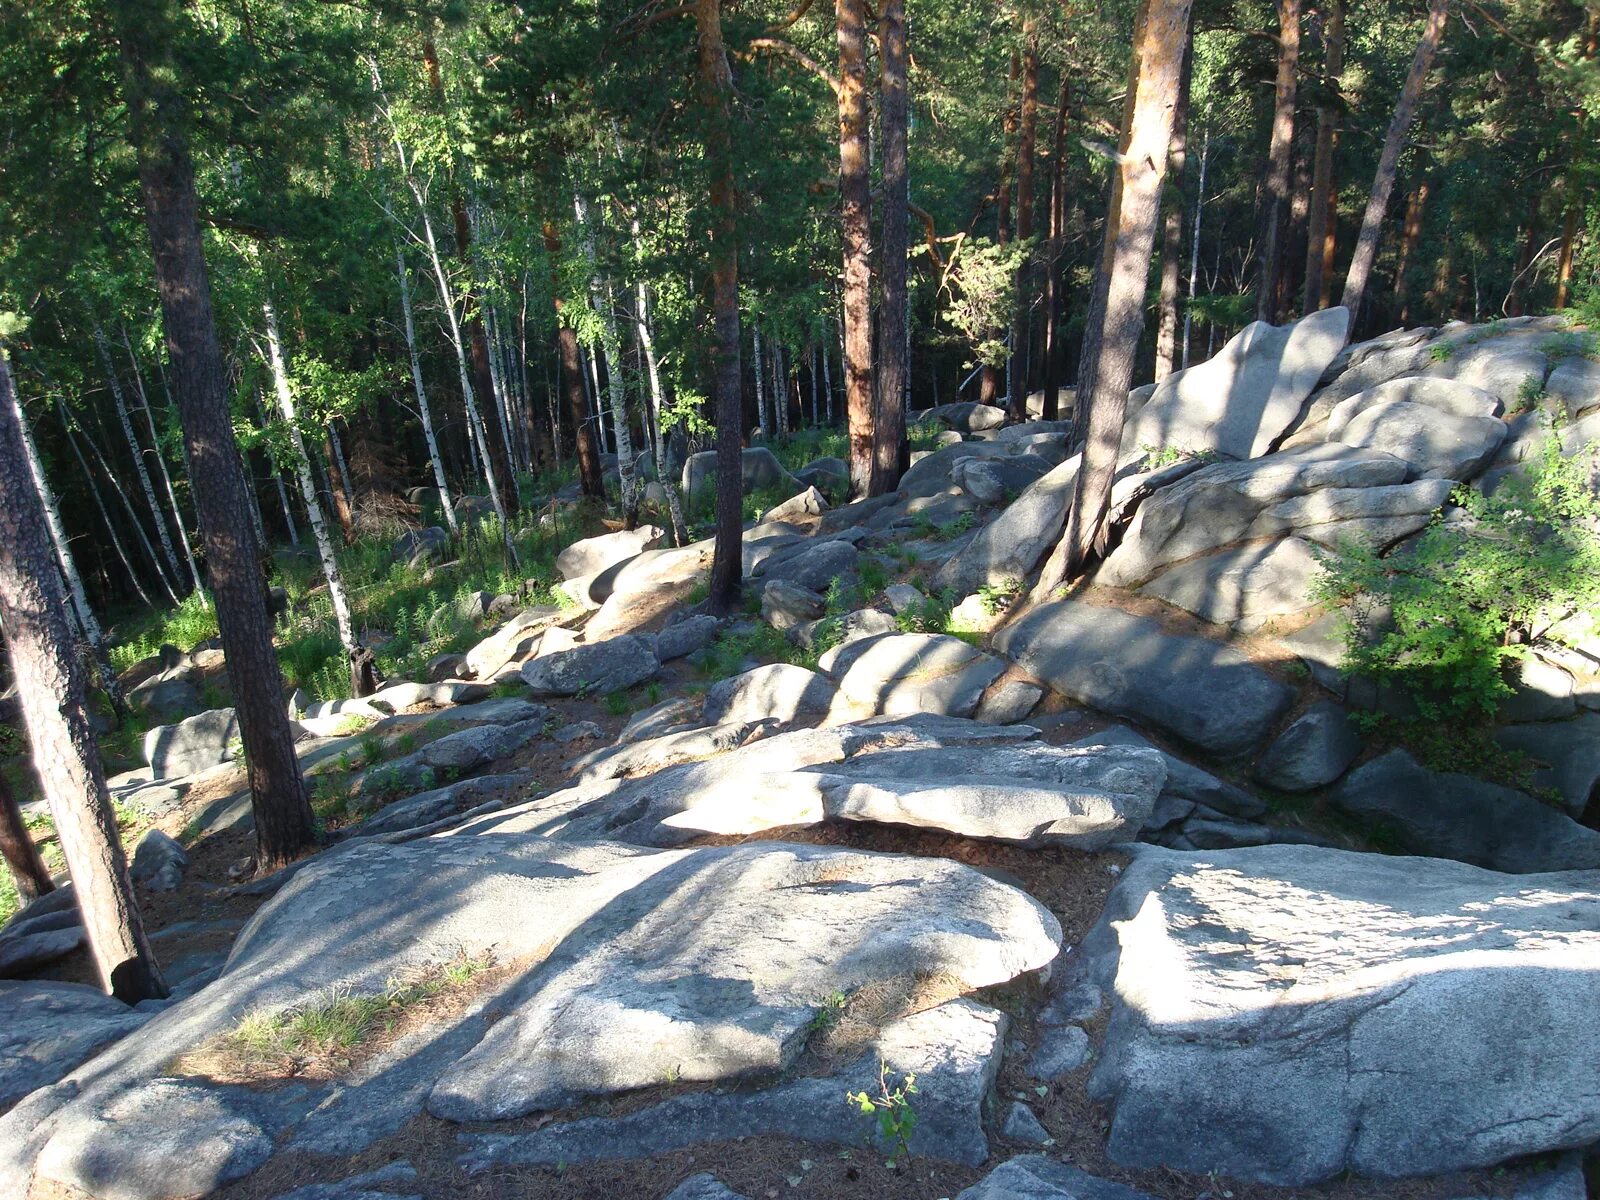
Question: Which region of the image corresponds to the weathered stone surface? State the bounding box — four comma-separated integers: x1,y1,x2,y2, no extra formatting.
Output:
1123,307,1350,461
1499,653,1579,722
920,401,1007,432
520,635,659,698
1083,843,1600,1185
0,924,84,976
1029,1024,1090,1080
1002,1102,1052,1146
37,1079,274,1200
1548,356,1600,419
1331,749,1600,872
955,455,1050,505
682,447,799,498
792,607,898,653
129,677,201,722
976,680,1043,725
1326,376,1501,437
761,486,828,522
130,830,188,892
834,633,1007,719
1439,344,1547,409
1494,713,1600,818
806,740,1164,849
655,614,720,662
268,1161,420,1200
662,1174,749,1200
1248,477,1454,549
1254,700,1361,791
618,695,701,743
1140,537,1323,629
1333,399,1507,481
753,538,859,593
144,708,239,780
1073,726,1266,819
703,663,835,725
933,454,1080,596
455,1000,1009,1170
996,602,1295,757
367,680,490,712
760,579,825,629
555,526,663,582
1098,445,1409,588
392,526,448,568
463,607,564,681
957,1157,1157,1200
897,441,1012,500
346,773,535,838
883,583,925,613
794,456,849,500
0,982,149,1108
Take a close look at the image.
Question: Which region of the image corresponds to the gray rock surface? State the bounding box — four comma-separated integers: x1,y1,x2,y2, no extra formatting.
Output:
1123,306,1349,461
920,401,1008,432
996,602,1295,757
346,773,534,838
662,1174,749,1200
703,663,835,726
1248,477,1454,549
1548,355,1600,419
0,982,150,1108
1333,398,1507,481
129,677,201,722
654,614,720,662
1028,1024,1090,1080
144,708,239,780
1140,537,1323,629
520,635,660,697
761,485,828,522
555,526,662,581
455,1000,1008,1170
1253,700,1362,791
1098,444,1408,588
976,680,1043,724
268,1162,420,1200
791,607,898,653
957,1156,1157,1200
463,607,565,681
833,633,1007,719
1082,843,1600,1185
934,455,1080,595
1073,725,1267,820
760,579,825,629
1494,713,1600,818
753,538,860,593
1325,376,1501,436
129,829,188,892
1002,1102,1052,1146
955,455,1050,504
0,924,86,975
682,447,798,498
1330,749,1600,872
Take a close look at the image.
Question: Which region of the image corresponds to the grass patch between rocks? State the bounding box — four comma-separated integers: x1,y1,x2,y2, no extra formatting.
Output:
171,950,496,1084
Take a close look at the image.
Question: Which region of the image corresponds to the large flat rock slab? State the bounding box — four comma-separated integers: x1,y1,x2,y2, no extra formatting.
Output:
1082,844,1600,1185
0,982,150,1109
457,999,1006,1172
994,601,1295,757
1140,537,1322,631
832,632,1007,718
1122,306,1349,461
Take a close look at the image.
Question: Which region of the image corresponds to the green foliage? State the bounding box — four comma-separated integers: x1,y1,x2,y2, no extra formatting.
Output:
603,690,632,717
1511,374,1547,413
977,578,1022,615
111,593,219,672
1312,431,1600,721
847,1063,919,1169
940,238,1030,371
1428,341,1458,362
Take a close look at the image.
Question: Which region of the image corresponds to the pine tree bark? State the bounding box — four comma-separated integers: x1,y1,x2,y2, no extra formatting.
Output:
876,0,909,490
1555,204,1579,309
0,769,54,905
1155,40,1193,382
1340,0,1449,330
697,0,746,614
1394,183,1429,320
0,350,165,1002
1302,0,1345,313
837,0,875,498
1258,0,1301,324
1035,0,1193,597
117,0,317,872
543,222,606,501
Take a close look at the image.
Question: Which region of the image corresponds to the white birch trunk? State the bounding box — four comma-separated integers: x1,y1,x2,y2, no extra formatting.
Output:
1182,126,1210,370
121,329,205,603
635,278,689,546
59,408,153,609
394,240,460,535
261,300,357,655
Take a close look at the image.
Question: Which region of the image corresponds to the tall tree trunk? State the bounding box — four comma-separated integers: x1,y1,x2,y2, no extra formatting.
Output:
1154,40,1193,382
118,3,316,872
393,241,460,535
260,301,366,695
1183,125,1210,368
68,403,179,607
0,350,165,1002
322,433,355,540
544,222,606,501
0,770,53,905
1035,0,1193,597
574,192,640,525
697,0,745,614
1041,77,1070,421
1394,182,1429,321
58,405,155,609
1006,25,1040,420
1555,203,1579,309
124,330,205,602
11,377,124,712
1302,0,1345,313
422,38,519,523
1339,0,1449,330
634,278,690,546
93,320,184,596
753,325,769,436
837,0,875,497
1258,0,1301,324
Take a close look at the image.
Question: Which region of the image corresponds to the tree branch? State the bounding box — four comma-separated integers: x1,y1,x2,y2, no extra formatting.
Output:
766,0,817,32
740,37,841,94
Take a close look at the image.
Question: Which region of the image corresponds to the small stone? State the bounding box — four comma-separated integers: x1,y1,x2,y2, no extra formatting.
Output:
1001,1101,1052,1146
1028,1025,1090,1080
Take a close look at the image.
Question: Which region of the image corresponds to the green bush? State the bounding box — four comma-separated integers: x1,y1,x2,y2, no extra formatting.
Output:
1313,430,1600,721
